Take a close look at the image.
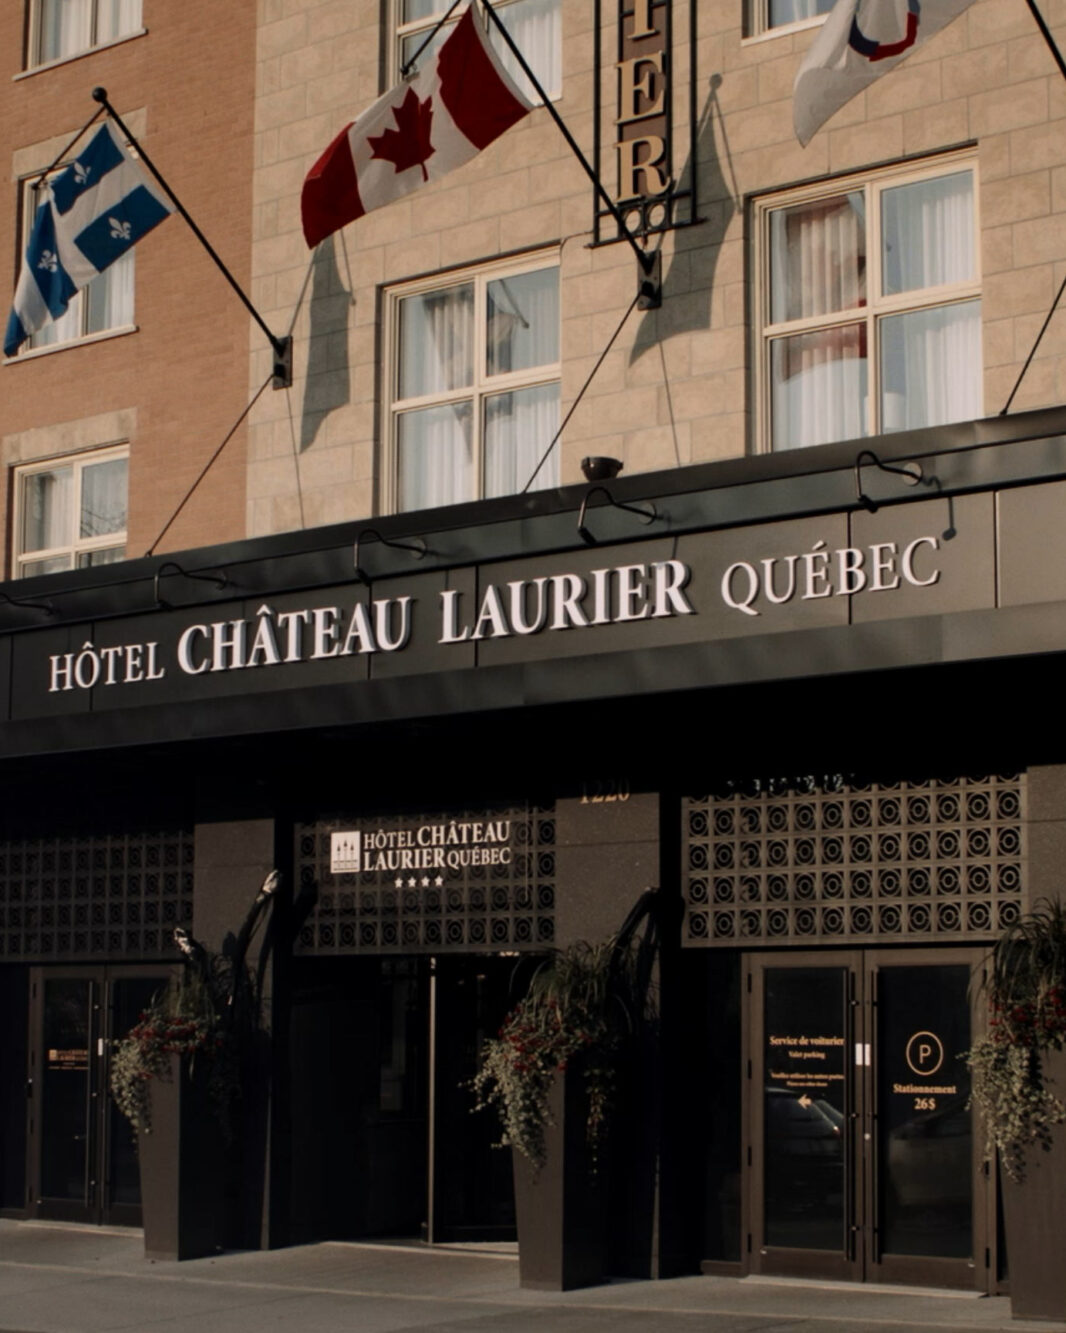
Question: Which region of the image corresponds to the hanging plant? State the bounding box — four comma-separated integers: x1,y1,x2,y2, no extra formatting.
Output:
110,870,279,1137
109,967,234,1135
469,932,653,1174
967,897,1066,1181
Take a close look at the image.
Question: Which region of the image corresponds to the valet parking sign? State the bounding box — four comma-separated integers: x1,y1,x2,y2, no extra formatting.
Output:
330,817,514,887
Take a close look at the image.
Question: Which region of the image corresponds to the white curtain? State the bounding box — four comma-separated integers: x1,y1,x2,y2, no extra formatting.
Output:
485,384,559,496
38,0,91,61
772,327,867,451
95,0,141,42
398,286,474,511
770,194,866,449
768,0,833,27
880,301,981,432
80,457,128,539
770,193,865,324
881,171,974,295
397,402,474,510
494,0,561,99
402,1,561,97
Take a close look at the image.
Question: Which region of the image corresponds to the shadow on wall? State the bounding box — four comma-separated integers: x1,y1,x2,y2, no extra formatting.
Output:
629,76,737,365
300,234,353,452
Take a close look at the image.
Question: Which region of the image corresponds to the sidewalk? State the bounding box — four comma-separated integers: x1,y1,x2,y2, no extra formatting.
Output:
1,1220,1063,1333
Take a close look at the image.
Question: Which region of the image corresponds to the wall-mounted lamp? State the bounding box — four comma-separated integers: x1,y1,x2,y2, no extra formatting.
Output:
154,560,229,609
854,449,923,514
577,483,658,545
581,456,624,482
354,528,428,584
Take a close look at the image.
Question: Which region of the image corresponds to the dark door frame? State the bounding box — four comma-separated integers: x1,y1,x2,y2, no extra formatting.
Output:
744,947,992,1291
26,964,171,1225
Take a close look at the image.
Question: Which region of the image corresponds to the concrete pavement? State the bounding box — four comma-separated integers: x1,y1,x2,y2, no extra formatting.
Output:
1,1220,1063,1333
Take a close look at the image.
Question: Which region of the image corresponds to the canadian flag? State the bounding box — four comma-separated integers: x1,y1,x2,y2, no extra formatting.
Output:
301,3,533,247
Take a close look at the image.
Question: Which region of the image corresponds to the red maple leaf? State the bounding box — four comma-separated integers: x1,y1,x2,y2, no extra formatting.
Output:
368,87,435,181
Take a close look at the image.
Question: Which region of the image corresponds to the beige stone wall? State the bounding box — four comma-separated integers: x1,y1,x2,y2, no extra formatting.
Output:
235,0,1066,535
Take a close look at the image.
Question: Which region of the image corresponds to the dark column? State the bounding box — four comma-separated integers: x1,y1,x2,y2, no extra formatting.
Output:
193,817,279,1250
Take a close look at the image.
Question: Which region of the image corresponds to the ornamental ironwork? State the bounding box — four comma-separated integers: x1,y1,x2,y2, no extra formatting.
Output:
0,827,193,961
683,774,1024,946
295,803,556,954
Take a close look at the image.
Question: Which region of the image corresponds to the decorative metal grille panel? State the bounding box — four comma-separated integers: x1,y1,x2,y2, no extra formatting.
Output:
295,804,556,954
683,775,1024,947
0,827,194,961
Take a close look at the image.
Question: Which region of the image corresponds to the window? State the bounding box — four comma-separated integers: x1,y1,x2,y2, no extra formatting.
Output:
385,256,560,513
13,170,134,354
752,0,833,36
14,448,128,577
28,0,142,67
395,0,561,100
755,158,981,452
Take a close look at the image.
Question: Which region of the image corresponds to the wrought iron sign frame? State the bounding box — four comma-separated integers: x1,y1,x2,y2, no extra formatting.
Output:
593,0,699,247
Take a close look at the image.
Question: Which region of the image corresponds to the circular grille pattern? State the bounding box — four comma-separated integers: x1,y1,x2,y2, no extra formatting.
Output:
0,828,193,962
682,774,1024,947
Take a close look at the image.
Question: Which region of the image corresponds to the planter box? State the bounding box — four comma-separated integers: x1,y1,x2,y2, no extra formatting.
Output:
138,1053,225,1261
512,1074,607,1291
1002,1045,1066,1320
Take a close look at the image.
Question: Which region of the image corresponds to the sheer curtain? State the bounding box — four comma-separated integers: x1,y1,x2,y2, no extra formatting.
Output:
95,0,142,43
397,285,475,511
38,0,92,62
485,267,559,493
880,172,980,430
767,0,833,28
770,194,867,450
401,1,561,96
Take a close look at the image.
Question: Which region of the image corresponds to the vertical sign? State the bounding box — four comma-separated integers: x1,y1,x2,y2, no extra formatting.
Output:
594,0,697,245
616,0,670,207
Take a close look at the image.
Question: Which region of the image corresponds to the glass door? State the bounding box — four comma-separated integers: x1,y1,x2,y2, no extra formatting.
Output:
28,966,169,1225
746,949,989,1290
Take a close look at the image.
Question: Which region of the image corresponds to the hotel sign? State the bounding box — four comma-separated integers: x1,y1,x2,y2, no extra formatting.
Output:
595,0,697,242
41,535,947,696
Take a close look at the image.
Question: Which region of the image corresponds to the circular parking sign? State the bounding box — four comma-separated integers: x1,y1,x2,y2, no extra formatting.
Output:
905,1030,944,1076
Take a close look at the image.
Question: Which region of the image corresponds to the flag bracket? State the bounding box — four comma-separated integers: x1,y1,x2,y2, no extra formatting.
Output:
478,1,664,308
272,336,293,390
638,251,662,310
90,87,293,389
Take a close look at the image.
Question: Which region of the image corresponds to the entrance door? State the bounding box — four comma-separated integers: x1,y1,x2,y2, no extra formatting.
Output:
288,953,526,1244
746,949,988,1290
28,966,169,1225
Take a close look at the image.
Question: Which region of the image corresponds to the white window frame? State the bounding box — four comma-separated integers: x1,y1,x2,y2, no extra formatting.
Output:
753,152,982,453
13,446,129,578
11,166,136,358
744,0,831,43
382,251,561,514
392,0,561,99
26,0,144,70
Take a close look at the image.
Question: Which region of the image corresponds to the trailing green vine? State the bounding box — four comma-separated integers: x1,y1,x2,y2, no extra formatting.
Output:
967,898,1066,1181
469,934,652,1173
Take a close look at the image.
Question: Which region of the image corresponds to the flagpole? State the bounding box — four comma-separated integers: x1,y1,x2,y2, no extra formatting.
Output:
401,0,465,75
476,0,661,306
90,88,292,388
1025,0,1066,81
30,106,107,192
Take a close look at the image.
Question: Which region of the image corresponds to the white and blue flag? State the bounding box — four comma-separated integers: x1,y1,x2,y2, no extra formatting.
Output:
4,121,173,357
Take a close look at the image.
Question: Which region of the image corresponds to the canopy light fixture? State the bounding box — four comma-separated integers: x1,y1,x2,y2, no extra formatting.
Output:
153,560,229,609
577,484,658,545
354,528,428,584
854,448,923,514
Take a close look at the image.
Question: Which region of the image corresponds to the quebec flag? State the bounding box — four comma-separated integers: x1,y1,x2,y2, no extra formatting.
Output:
4,121,173,357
